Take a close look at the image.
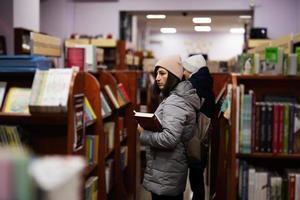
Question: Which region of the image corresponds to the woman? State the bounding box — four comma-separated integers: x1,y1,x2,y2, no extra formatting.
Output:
138,55,202,200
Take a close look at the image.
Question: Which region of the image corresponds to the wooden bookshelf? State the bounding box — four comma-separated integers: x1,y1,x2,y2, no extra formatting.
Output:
220,74,300,200
84,72,106,200
0,71,108,199
94,70,137,200
14,27,61,57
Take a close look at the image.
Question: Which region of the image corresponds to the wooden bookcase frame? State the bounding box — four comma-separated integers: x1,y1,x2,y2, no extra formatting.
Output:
221,74,300,200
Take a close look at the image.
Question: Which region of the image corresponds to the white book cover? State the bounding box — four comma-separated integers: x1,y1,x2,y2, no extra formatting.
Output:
248,168,256,200
75,44,96,72
41,68,73,112
0,81,7,109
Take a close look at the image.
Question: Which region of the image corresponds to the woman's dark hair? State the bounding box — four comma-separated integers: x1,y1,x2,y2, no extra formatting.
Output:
152,66,181,98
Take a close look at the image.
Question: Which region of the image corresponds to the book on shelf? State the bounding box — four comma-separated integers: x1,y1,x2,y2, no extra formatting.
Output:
100,92,112,118
66,47,85,71
74,44,97,72
133,111,162,132
104,122,115,151
2,87,31,114
84,97,97,125
0,81,7,109
103,85,120,109
84,176,98,200
29,68,74,113
117,83,130,103
73,94,85,151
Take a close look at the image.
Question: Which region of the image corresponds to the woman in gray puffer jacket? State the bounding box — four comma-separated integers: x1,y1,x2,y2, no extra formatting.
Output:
138,55,202,200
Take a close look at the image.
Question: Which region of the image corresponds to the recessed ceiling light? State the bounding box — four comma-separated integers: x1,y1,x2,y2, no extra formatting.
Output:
239,15,252,19
192,17,211,24
160,28,177,34
194,26,211,32
146,14,166,19
230,28,245,34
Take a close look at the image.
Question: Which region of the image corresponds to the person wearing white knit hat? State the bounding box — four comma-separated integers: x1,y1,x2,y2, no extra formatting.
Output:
181,54,215,200
182,54,207,79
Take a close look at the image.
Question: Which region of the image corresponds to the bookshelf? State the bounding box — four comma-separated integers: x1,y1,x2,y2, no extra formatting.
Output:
84,72,107,200
14,27,61,57
0,71,108,199
221,74,300,200
95,70,137,200
90,39,126,70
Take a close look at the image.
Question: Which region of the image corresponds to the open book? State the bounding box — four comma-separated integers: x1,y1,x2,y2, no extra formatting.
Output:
133,111,162,132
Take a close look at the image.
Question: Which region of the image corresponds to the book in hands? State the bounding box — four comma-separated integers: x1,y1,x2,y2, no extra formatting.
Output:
133,111,162,132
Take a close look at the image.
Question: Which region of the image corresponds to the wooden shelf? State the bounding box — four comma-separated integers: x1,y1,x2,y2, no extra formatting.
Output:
233,74,300,80
237,153,300,160
0,113,67,124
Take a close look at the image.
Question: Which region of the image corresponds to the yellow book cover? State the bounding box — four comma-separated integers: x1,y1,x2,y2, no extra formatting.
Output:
2,87,31,113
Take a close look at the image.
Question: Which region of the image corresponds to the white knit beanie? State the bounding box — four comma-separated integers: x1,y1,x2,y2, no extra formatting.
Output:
182,54,207,75
155,55,183,80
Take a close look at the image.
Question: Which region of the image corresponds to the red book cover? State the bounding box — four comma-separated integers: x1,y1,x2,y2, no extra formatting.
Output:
118,83,130,103
288,174,295,200
272,104,279,154
67,47,85,71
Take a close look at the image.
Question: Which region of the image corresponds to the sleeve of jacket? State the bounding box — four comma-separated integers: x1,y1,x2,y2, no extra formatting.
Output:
140,96,188,149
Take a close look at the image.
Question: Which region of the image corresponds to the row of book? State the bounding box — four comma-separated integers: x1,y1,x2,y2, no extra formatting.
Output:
0,68,76,114
238,45,300,75
84,176,98,200
0,125,23,147
103,117,127,154
238,161,300,200
85,135,99,165
235,84,300,154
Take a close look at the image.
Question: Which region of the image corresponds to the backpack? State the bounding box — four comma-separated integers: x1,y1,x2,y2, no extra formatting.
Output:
186,111,211,162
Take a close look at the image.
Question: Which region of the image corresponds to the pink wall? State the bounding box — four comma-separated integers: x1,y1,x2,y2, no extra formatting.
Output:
297,0,300,33
253,0,298,39
40,0,75,40
72,0,298,40
0,0,13,54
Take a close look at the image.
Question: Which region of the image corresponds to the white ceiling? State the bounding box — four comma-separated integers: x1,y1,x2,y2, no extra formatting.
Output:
136,11,252,33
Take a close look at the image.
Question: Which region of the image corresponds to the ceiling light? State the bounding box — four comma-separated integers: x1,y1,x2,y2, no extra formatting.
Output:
192,17,211,24
230,28,245,34
194,26,211,32
160,28,177,34
239,15,252,19
146,14,166,19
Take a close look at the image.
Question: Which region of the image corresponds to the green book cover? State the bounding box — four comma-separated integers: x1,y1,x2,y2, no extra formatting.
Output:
265,47,279,64
296,47,300,74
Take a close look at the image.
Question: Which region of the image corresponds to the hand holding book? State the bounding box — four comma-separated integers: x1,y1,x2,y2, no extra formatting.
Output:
133,111,162,132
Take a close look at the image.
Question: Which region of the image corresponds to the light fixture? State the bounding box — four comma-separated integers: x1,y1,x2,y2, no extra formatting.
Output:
239,15,252,19
192,17,211,24
230,28,245,34
194,26,211,32
146,14,166,19
160,28,177,33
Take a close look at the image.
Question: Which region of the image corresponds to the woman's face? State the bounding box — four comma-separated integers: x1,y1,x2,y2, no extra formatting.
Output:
155,67,168,90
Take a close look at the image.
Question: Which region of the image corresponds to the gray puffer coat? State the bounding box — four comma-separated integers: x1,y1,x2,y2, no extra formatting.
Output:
140,81,201,196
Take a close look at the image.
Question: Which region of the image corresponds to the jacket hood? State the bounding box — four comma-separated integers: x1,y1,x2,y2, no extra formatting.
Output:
172,81,202,111
189,67,215,118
